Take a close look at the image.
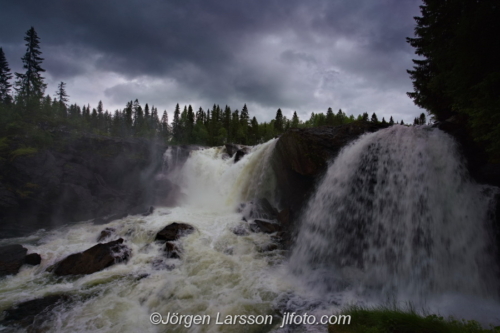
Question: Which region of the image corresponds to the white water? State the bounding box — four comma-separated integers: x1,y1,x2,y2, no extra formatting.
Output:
289,125,500,323
1,127,500,332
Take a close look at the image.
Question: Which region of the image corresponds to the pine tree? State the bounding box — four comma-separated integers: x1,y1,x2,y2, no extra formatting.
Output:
419,112,427,125
0,47,13,104
389,116,394,125
371,112,379,123
326,107,334,125
291,111,299,128
14,27,47,110
54,82,69,118
274,108,283,133
172,103,181,142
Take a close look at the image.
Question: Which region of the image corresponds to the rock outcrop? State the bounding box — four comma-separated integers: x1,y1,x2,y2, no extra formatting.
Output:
271,122,389,224
52,238,130,276
225,143,250,163
0,133,167,238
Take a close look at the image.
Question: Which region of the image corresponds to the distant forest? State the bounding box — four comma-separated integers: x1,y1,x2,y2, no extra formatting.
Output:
0,27,411,148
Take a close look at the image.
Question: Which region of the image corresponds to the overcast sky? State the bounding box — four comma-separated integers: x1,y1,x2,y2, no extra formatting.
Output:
0,0,424,123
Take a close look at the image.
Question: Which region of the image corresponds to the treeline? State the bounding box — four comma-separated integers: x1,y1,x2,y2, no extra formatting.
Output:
407,0,500,159
0,26,409,148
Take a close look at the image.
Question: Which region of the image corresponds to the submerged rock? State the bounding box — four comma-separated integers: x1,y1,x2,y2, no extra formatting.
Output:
155,222,195,242
53,238,130,276
165,241,181,259
0,295,71,329
97,227,116,242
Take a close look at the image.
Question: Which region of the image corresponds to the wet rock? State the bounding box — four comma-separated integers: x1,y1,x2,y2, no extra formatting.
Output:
245,198,279,220
53,238,130,276
1,294,71,329
251,220,282,234
234,147,250,163
225,144,250,163
271,122,388,247
155,222,195,242
277,208,290,226
165,242,181,259
232,225,249,236
24,253,42,266
0,244,28,277
97,227,116,242
142,206,155,216
225,144,239,157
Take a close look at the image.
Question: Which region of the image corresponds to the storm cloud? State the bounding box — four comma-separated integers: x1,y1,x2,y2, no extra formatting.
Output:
0,0,424,122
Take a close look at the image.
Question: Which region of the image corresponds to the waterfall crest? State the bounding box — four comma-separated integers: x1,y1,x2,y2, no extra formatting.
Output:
289,125,498,301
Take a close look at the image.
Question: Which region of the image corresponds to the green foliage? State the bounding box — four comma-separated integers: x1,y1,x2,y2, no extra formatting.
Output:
0,26,405,149
407,0,500,159
329,305,499,333
10,146,37,161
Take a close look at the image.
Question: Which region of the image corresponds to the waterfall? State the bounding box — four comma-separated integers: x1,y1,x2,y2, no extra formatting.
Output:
289,125,499,302
175,139,277,212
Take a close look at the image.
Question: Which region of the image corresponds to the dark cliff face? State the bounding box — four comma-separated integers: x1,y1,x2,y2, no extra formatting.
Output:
271,121,389,238
0,134,167,238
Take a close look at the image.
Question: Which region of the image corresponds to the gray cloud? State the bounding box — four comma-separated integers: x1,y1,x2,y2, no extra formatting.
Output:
0,0,424,123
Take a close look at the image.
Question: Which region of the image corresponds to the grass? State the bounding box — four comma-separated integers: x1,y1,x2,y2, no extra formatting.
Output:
328,305,500,333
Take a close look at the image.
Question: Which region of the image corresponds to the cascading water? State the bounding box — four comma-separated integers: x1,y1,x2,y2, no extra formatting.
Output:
0,139,291,333
289,125,499,316
1,126,500,332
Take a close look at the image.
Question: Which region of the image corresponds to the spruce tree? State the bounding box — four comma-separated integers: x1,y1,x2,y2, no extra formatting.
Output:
15,27,47,109
389,116,394,125
274,108,283,133
0,47,13,104
326,107,334,125
371,112,379,123
291,111,299,128
172,103,181,142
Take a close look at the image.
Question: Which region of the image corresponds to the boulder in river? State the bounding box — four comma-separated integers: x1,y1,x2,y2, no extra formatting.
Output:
24,253,42,266
97,227,116,242
155,222,195,242
53,238,130,276
0,244,41,277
